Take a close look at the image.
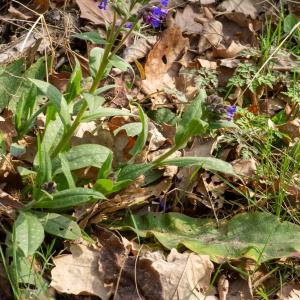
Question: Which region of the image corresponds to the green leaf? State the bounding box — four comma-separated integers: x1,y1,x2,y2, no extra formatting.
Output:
83,93,106,112
0,59,25,109
129,104,148,160
117,163,153,181
15,254,47,288
89,47,104,78
53,144,112,174
15,212,44,257
93,178,114,194
35,212,81,240
59,153,76,188
35,135,52,187
160,156,235,175
114,122,142,136
97,152,113,179
175,90,208,148
30,79,71,127
113,212,300,263
33,188,105,209
72,31,107,44
109,54,134,73
95,84,116,95
65,58,82,103
10,143,26,157
284,14,299,33
41,116,64,155
148,108,178,126
82,108,133,122
209,120,237,130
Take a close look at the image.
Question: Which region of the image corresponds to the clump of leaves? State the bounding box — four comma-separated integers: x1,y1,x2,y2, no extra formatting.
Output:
227,63,275,93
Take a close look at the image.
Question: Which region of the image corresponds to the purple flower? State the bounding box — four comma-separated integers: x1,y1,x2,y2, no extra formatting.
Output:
144,6,168,28
124,22,133,29
98,0,107,10
160,0,169,7
151,6,168,18
226,105,236,120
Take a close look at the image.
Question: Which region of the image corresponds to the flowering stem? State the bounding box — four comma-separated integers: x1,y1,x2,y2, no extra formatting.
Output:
51,12,118,158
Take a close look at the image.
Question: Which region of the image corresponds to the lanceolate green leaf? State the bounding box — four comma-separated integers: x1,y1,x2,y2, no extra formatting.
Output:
30,79,71,127
175,90,208,148
15,212,44,257
65,58,82,103
160,157,235,175
89,47,104,78
72,31,107,44
117,163,153,181
129,103,148,160
35,212,81,240
82,108,134,122
113,212,300,263
53,144,112,174
114,122,142,137
33,188,105,209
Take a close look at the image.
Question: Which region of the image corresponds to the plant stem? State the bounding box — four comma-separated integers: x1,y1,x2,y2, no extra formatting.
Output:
50,14,137,158
152,145,181,165
51,13,118,158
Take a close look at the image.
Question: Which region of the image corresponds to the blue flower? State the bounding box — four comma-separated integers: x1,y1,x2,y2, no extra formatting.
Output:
151,6,168,18
124,22,133,29
226,105,236,120
144,6,168,28
160,0,169,7
98,0,107,10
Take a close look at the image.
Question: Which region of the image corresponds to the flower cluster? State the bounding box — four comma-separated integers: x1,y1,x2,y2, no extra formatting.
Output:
144,0,169,28
98,0,169,29
98,0,107,10
226,105,236,121
205,95,236,121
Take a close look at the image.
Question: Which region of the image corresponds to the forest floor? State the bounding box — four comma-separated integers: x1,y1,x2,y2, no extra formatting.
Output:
0,0,300,299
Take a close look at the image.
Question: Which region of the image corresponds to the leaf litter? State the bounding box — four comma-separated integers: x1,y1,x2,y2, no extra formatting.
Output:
0,0,300,299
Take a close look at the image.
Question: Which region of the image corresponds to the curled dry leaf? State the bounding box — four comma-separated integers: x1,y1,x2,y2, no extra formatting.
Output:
198,20,223,53
148,121,166,151
88,178,172,224
174,5,203,35
51,244,112,299
124,36,158,63
97,229,216,300
177,137,218,191
148,148,181,177
278,119,300,143
142,27,189,103
226,277,253,300
277,283,300,300
213,40,247,58
197,59,218,69
0,110,17,149
75,0,113,25
231,158,257,177
217,0,259,19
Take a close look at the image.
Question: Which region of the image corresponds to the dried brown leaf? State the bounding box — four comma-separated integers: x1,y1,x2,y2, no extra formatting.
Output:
75,0,113,25
231,158,257,177
218,0,259,19
142,27,189,103
124,36,157,63
198,20,223,53
213,40,247,58
277,283,300,300
51,244,112,299
174,5,203,35
278,119,300,142
97,229,216,300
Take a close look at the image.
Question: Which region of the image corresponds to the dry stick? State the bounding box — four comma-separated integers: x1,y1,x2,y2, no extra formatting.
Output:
238,21,300,102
